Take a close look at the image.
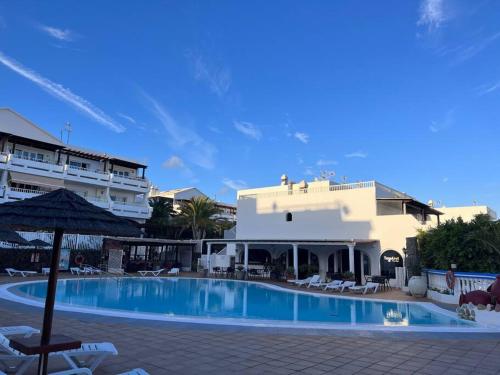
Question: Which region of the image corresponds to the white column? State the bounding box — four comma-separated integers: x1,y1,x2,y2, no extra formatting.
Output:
286,250,289,269
348,243,355,274
243,243,249,271
307,250,311,266
333,251,338,274
292,244,299,280
207,243,212,273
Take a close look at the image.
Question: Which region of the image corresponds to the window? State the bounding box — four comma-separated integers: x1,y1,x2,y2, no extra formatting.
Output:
69,161,89,170
115,171,130,177
286,212,293,222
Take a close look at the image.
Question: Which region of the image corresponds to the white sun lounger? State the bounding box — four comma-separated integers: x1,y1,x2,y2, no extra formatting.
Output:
326,281,356,293
50,369,92,375
0,326,39,338
42,267,50,276
305,275,322,288
118,369,150,375
167,268,179,275
83,266,102,275
323,280,343,290
138,269,165,277
288,277,311,286
349,282,380,294
0,333,117,375
5,269,37,277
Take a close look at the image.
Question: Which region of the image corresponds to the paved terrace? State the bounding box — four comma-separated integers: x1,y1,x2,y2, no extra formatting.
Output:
1,275,500,375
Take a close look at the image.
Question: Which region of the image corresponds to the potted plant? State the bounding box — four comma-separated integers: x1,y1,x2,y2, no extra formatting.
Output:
342,271,355,281
408,263,427,297
235,265,245,280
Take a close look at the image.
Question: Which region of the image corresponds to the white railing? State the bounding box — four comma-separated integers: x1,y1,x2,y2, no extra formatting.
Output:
68,165,108,175
426,269,497,295
239,181,375,199
8,187,45,195
10,154,59,166
17,231,104,250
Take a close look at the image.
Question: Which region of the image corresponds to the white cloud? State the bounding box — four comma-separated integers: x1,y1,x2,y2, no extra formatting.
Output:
345,151,367,158
162,156,185,169
234,121,262,140
429,109,455,133
39,25,76,41
117,112,136,124
222,178,247,191
442,177,449,183
208,126,222,134
188,52,231,97
417,0,447,32
0,50,125,133
304,167,315,176
143,93,217,169
294,132,309,144
476,80,500,96
316,159,338,166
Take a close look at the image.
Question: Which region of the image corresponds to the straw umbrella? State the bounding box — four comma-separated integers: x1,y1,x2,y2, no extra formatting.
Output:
0,227,29,245
0,189,141,375
29,239,52,248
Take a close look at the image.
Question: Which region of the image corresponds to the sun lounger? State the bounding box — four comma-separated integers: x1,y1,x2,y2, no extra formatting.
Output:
0,326,39,338
323,280,343,290
50,369,92,375
42,267,50,276
326,281,356,293
287,276,310,285
5,268,37,277
118,369,150,375
138,269,165,277
83,266,102,275
167,268,180,275
305,275,322,288
0,333,117,375
349,282,380,294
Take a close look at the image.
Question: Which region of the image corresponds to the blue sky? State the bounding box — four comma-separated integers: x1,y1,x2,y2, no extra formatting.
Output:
0,0,499,211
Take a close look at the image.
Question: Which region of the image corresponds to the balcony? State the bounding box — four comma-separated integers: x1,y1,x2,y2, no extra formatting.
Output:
65,165,110,187
111,201,152,219
110,174,149,192
8,155,64,178
1,153,151,193
5,186,45,200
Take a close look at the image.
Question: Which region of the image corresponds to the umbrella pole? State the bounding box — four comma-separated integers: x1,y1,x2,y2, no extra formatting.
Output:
37,228,64,375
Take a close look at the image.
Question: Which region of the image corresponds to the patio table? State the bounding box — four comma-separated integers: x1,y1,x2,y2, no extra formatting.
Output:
9,334,81,355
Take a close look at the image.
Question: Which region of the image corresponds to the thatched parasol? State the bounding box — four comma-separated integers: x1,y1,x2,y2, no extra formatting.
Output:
0,227,29,245
0,189,141,375
29,239,52,248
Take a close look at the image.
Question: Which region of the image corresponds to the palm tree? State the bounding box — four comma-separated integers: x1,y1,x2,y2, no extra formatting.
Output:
145,196,175,237
176,196,221,239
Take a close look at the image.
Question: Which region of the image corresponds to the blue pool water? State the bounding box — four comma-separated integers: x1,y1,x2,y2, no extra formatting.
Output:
13,278,471,327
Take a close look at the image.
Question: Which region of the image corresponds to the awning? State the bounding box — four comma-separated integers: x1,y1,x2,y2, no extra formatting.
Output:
9,171,64,189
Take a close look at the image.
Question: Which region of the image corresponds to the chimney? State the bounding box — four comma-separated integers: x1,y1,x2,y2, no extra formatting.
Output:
280,174,288,186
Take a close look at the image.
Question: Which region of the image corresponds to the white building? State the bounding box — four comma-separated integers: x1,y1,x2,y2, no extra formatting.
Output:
150,186,237,222
0,108,152,222
205,175,495,283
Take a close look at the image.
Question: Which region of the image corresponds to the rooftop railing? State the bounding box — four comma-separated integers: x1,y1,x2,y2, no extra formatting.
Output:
239,181,376,199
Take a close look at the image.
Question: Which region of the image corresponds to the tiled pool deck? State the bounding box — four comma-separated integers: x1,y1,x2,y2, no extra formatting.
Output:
1,275,500,374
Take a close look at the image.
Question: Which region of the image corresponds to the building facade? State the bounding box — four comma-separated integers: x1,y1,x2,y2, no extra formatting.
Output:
0,109,152,223
206,175,494,283
150,186,237,222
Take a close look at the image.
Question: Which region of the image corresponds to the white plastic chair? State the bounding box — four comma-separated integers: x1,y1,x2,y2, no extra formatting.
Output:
349,282,380,294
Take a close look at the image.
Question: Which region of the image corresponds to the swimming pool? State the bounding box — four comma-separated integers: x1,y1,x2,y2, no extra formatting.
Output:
1,278,478,331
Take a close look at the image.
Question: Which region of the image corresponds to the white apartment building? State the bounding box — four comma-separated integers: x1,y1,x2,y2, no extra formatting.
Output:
0,109,152,222
205,175,495,283
150,186,237,222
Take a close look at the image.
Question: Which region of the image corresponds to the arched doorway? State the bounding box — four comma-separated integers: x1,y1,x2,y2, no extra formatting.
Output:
380,250,403,279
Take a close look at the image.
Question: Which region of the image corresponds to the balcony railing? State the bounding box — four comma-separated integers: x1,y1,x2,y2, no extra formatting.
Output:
239,181,376,199
8,187,45,195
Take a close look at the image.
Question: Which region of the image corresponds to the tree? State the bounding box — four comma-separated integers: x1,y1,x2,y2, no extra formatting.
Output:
418,214,500,273
145,197,175,238
176,196,222,240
